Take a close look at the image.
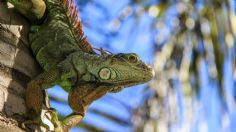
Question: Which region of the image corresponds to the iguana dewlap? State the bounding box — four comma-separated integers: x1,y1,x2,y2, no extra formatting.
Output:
7,0,154,131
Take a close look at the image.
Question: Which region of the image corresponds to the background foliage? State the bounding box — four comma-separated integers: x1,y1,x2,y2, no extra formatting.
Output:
48,0,236,131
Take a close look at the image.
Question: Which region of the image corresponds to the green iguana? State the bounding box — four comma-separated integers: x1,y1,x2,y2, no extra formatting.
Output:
7,0,154,131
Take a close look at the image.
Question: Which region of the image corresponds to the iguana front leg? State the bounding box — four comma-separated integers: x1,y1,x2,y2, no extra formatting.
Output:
26,69,61,116
49,83,112,132
8,0,46,21
24,69,63,130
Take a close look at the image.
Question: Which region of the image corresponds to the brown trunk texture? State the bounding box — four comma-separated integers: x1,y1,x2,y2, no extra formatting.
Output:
0,2,44,131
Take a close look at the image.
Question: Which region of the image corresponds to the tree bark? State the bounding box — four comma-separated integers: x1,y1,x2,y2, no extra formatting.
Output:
0,2,43,131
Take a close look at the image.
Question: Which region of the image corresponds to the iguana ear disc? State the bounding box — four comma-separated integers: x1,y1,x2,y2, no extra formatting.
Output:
99,68,111,80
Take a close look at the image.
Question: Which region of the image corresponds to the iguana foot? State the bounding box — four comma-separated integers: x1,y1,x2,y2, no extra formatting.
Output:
12,112,49,130
21,118,50,131
45,109,64,132
14,115,51,132
46,108,84,132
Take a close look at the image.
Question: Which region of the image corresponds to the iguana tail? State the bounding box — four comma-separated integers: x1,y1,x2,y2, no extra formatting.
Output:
7,0,46,21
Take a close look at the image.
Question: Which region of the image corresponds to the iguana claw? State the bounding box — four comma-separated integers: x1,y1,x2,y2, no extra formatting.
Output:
21,119,50,131
13,112,50,130
45,108,64,132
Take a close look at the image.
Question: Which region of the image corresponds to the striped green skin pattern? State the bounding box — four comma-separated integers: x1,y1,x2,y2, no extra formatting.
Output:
29,0,82,71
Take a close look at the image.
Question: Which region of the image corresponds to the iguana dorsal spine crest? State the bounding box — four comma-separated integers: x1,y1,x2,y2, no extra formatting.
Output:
63,0,95,54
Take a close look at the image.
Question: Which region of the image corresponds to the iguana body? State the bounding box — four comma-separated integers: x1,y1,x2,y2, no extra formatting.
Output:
8,0,154,131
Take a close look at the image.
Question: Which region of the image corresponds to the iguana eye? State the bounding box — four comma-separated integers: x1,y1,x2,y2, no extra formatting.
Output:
99,68,111,80
128,54,139,63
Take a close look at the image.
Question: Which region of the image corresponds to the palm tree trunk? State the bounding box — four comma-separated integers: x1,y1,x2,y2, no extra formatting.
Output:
0,2,43,131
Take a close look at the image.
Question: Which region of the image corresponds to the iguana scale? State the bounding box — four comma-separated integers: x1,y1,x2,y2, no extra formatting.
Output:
7,0,154,131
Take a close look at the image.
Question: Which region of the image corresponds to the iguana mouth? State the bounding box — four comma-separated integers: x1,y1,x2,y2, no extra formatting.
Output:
103,68,154,87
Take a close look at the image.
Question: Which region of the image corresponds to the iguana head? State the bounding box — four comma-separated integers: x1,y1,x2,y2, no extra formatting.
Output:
84,53,154,90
